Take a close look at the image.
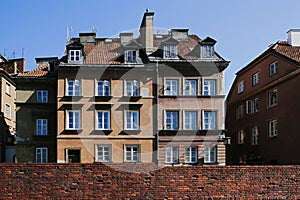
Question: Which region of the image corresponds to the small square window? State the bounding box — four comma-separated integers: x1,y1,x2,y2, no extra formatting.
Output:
164,45,177,59
125,145,140,162
95,145,111,162
204,146,216,163
185,146,198,163
125,50,137,63
165,146,179,164
37,90,48,103
183,80,197,96
36,147,48,163
69,50,81,63
164,79,178,96
97,80,110,96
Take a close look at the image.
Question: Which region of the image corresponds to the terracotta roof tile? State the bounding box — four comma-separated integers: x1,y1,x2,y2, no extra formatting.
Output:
274,41,300,63
18,64,49,77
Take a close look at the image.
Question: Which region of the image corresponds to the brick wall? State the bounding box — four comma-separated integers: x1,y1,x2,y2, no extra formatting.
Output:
0,163,300,199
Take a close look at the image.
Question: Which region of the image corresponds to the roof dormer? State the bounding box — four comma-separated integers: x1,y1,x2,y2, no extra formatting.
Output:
66,40,84,64
161,37,179,59
200,37,216,58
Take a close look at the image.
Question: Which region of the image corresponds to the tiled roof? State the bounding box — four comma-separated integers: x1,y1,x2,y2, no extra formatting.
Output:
17,64,49,77
274,41,300,63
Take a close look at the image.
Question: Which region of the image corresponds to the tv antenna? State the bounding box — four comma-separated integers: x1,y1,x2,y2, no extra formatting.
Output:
92,27,97,33
66,26,73,41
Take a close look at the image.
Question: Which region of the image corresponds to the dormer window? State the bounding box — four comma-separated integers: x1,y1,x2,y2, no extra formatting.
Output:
202,45,213,58
125,50,137,63
164,45,177,59
68,50,82,63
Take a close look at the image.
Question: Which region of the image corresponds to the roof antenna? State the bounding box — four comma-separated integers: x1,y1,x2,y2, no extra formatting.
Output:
66,26,73,42
146,8,149,13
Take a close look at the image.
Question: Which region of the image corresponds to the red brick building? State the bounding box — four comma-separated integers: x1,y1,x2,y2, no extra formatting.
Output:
226,29,300,164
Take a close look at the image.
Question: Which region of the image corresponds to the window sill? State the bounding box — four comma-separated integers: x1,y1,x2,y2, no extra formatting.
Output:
90,130,112,135
61,129,83,135
120,130,141,135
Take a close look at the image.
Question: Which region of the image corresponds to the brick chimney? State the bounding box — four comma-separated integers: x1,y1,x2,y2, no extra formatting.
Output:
79,32,96,43
139,10,154,54
287,29,300,47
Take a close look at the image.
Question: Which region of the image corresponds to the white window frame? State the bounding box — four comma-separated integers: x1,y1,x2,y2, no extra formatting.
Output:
36,147,48,163
270,62,278,76
184,111,197,130
95,145,111,162
165,146,179,164
67,80,80,96
96,110,110,130
185,146,198,163
268,89,277,107
204,146,216,163
251,126,259,145
202,45,213,58
163,45,177,59
125,110,139,130
66,110,81,130
69,50,81,63
238,81,244,93
125,50,137,63
269,119,278,138
238,130,245,144
36,119,48,136
252,72,260,86
124,145,140,162
125,80,139,96
165,111,179,130
203,111,217,130
4,103,11,119
183,79,197,96
5,82,10,95
164,79,178,96
97,80,110,96
37,90,48,103
203,79,216,96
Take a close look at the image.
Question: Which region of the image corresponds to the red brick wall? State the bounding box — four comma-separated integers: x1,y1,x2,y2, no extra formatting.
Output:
0,163,300,199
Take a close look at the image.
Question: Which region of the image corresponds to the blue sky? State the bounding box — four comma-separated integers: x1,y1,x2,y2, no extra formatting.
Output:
2,0,300,92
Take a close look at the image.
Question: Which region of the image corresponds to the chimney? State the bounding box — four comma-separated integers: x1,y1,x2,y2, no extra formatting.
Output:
287,29,300,47
171,29,189,41
139,10,154,54
79,32,96,43
119,33,134,45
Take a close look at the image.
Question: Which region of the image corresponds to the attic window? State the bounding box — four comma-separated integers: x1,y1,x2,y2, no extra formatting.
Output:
202,45,213,58
69,50,82,63
125,50,137,63
163,45,177,59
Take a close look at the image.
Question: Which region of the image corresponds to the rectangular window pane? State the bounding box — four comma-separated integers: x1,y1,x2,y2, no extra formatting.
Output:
36,119,48,135
204,146,216,163
166,111,179,130
126,111,139,130
37,90,48,103
125,145,139,162
96,145,111,162
203,80,216,96
185,146,197,163
67,111,80,130
36,148,48,163
67,80,80,96
184,80,197,95
126,80,139,96
203,111,216,130
165,146,179,163
184,111,197,130
98,80,110,96
164,79,178,95
97,111,110,130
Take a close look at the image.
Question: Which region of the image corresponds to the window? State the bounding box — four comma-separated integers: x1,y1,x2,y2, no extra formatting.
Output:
66,149,81,163
164,45,177,59
125,110,139,130
203,80,216,96
125,50,137,63
184,111,197,130
268,89,277,107
165,111,179,130
236,105,244,119
202,45,213,57
251,126,259,145
37,90,48,103
164,79,178,95
4,104,10,119
36,119,48,136
185,146,198,163
252,72,260,86
165,146,179,164
183,80,197,96
238,81,244,93
269,119,278,138
95,145,111,162
66,110,81,130
125,145,139,162
5,82,10,95
125,80,139,96
203,111,216,130
36,148,48,163
238,130,245,144
204,146,216,163
246,98,259,114
270,62,278,76
67,80,80,96
97,80,110,96
97,111,110,130
69,50,81,62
